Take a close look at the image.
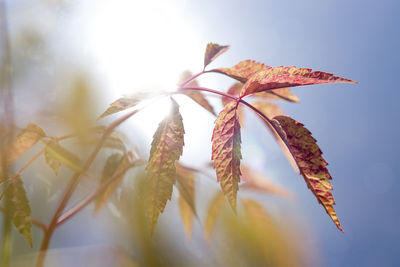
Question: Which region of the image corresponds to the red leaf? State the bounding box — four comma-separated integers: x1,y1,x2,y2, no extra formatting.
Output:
272,115,342,231
211,60,270,83
211,101,242,212
204,43,230,69
254,88,300,103
251,101,284,119
240,66,357,97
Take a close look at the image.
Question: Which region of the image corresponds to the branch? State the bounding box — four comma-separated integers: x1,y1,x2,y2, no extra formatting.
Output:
56,159,145,227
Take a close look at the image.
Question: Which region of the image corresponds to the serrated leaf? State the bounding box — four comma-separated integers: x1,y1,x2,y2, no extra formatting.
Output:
212,101,241,212
178,193,194,240
44,140,82,172
204,192,225,241
211,60,271,83
98,93,151,119
94,153,129,213
240,66,357,97
221,83,246,128
272,115,342,231
176,162,197,216
5,176,32,246
240,165,294,200
0,124,45,171
251,101,284,119
204,43,229,69
254,88,300,103
145,99,185,234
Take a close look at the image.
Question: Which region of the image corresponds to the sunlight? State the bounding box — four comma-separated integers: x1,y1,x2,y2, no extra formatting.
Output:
85,0,204,136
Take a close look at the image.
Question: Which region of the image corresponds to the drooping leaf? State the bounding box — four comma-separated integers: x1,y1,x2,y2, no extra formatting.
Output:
179,71,216,116
240,66,357,97
44,140,82,172
176,162,197,216
0,124,45,171
254,87,300,103
204,191,225,241
98,93,152,119
272,115,342,231
145,98,185,234
204,43,230,69
5,176,32,246
178,193,194,240
211,60,270,83
94,153,130,213
240,165,294,200
251,101,284,119
212,101,242,212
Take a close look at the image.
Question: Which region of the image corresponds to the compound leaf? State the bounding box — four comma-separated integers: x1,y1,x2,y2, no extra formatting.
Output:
240,66,357,97
204,43,230,69
5,176,32,246
145,99,185,234
212,101,241,212
272,115,342,231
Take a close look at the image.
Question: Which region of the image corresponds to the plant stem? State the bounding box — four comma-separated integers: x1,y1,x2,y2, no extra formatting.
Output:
14,150,44,177
36,109,140,267
56,159,145,227
179,86,238,101
179,70,210,87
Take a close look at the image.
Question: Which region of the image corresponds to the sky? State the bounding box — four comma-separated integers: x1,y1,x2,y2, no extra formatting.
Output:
3,0,400,266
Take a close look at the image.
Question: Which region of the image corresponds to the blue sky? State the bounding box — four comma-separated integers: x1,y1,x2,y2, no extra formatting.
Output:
4,0,400,265
180,0,400,266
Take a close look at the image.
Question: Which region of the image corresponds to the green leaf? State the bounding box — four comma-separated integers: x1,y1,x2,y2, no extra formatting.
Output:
5,176,32,246
212,101,242,212
44,140,82,173
204,43,230,69
145,98,185,234
94,153,129,213
176,162,197,216
204,191,225,241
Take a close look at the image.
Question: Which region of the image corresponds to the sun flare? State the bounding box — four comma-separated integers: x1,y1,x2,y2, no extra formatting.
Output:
86,0,204,136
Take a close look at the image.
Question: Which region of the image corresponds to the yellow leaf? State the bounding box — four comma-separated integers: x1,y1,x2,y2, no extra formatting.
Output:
145,98,185,234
